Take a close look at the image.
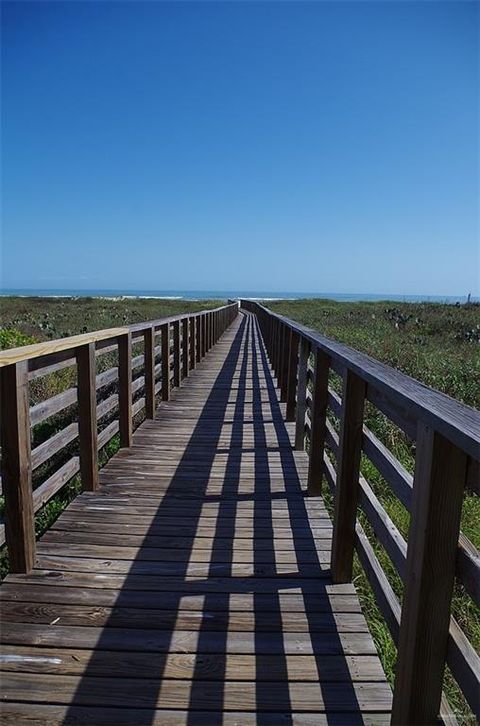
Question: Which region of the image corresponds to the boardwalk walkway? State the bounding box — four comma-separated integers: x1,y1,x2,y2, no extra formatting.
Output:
0,311,392,724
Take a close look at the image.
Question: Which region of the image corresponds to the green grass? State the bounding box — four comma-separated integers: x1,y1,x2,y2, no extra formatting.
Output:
265,298,479,723
0,295,223,346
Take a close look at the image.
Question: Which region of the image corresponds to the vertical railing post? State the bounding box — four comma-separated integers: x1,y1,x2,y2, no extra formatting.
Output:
76,342,99,491
182,318,189,379
391,425,467,724
118,332,132,447
307,349,330,495
143,327,156,419
201,314,206,357
280,326,290,402
172,320,181,388
294,338,310,450
286,330,300,421
189,316,196,370
277,322,285,387
330,369,366,582
0,361,35,573
196,316,201,363
275,322,282,388
160,323,170,401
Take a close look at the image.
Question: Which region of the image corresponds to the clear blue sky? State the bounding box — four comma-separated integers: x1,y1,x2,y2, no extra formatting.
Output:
1,1,478,295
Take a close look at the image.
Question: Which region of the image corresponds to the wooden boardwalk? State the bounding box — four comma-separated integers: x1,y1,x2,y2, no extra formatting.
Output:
0,312,392,724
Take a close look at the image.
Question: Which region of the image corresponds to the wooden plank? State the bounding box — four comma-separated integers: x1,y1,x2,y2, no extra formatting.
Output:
0,704,391,725
33,457,80,513
31,423,78,471
0,361,35,572
0,619,378,653
331,370,366,583
0,600,368,631
392,425,467,724
76,343,99,491
0,327,129,368
0,644,384,680
117,332,132,447
0,672,392,711
29,386,77,427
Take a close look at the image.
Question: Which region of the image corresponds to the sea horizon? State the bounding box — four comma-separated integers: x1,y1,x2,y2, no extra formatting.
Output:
0,288,477,304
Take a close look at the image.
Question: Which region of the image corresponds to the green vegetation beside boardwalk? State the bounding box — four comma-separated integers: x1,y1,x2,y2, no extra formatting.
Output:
264,298,480,409
265,298,479,724
0,295,223,347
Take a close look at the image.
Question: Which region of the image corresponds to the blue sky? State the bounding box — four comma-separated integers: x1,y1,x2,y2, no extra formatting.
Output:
1,1,478,295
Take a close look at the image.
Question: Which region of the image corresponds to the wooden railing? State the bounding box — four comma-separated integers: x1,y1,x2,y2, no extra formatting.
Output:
0,303,238,573
240,299,479,725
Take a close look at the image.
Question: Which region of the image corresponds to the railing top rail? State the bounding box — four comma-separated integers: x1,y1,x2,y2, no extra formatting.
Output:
241,300,480,460
0,302,236,368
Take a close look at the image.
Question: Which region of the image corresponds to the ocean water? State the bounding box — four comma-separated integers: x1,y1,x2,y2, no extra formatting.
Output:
0,288,477,304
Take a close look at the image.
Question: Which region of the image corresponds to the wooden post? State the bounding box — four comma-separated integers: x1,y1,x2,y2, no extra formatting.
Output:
391,425,467,724
330,369,366,582
0,361,35,573
76,343,99,491
202,314,206,357
172,320,181,387
280,326,290,402
143,327,155,418
182,318,189,379
196,316,202,362
273,320,281,380
118,332,132,447
294,338,310,450
307,349,330,495
160,323,170,401
189,316,196,370
286,330,300,421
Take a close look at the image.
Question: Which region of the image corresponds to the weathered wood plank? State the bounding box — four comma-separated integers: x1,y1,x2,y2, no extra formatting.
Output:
0,361,36,572
76,343,99,491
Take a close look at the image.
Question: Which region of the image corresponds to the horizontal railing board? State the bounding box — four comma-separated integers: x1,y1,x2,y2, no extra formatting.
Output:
0,328,130,368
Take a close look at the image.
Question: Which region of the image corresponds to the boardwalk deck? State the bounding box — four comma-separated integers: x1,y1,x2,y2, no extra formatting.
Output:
0,312,392,724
